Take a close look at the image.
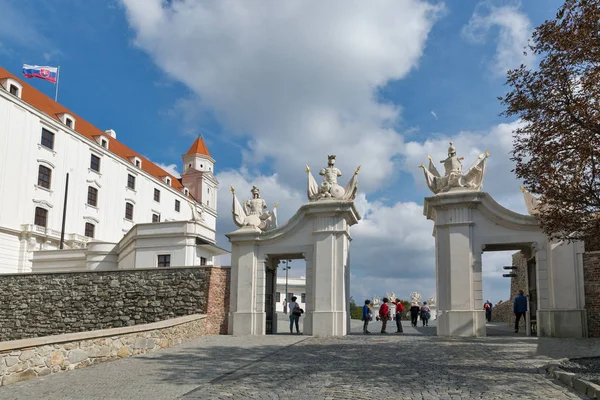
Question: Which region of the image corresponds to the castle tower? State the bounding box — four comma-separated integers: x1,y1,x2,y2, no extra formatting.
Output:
181,136,218,217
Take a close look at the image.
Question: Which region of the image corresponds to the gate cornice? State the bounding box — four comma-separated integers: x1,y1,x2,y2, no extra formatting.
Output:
227,200,361,245
424,191,540,231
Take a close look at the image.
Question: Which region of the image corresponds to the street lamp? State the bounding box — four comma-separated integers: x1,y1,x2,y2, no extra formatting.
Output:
280,259,292,314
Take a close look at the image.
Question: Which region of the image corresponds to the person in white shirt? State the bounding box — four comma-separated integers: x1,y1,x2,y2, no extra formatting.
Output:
288,296,302,334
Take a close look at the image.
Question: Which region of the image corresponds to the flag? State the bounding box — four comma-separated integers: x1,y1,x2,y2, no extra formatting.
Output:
22,64,58,83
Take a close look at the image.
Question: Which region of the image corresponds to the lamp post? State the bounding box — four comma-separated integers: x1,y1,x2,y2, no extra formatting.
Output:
281,259,292,314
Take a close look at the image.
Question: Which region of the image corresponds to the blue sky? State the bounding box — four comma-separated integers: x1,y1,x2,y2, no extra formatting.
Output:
0,0,565,304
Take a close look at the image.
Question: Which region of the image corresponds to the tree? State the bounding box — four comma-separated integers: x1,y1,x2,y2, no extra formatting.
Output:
499,0,600,241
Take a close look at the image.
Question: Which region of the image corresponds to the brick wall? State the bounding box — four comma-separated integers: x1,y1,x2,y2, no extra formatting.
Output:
0,266,230,341
204,267,231,334
583,252,600,338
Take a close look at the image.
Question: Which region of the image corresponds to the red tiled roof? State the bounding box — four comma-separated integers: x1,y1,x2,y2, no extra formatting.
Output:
186,136,211,157
0,66,185,190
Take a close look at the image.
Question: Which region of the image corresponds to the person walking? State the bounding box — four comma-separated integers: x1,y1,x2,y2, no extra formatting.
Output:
513,290,527,333
394,299,404,333
420,301,431,327
379,297,390,334
410,302,420,327
484,300,493,323
362,299,373,334
288,296,302,334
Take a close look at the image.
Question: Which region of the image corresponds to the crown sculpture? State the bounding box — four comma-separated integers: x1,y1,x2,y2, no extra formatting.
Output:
419,142,490,194
410,292,422,304
306,155,360,201
230,185,278,231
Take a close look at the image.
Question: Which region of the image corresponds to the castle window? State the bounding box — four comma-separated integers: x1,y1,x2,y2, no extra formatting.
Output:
127,174,136,190
84,222,95,238
175,199,180,212
37,165,52,189
152,213,160,223
200,257,207,266
90,154,101,172
65,118,73,128
135,159,141,167
157,254,171,267
34,207,48,228
125,202,134,220
154,189,160,202
9,84,18,96
101,139,108,148
41,128,55,150
87,186,98,207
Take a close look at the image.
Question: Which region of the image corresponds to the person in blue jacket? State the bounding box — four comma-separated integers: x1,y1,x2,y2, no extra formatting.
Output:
361,299,373,335
513,290,528,333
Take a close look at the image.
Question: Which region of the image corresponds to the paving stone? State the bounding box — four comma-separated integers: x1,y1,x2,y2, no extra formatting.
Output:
0,320,598,399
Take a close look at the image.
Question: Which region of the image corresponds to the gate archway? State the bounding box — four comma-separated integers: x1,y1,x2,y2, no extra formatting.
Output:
424,191,587,338
227,200,360,336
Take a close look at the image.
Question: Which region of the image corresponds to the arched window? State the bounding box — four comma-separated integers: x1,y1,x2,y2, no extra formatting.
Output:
38,165,52,189
87,186,98,207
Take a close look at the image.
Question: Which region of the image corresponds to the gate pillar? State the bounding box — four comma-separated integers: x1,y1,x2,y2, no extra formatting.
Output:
425,192,486,337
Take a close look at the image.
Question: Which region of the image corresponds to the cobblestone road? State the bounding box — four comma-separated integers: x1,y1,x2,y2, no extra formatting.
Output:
1,320,598,400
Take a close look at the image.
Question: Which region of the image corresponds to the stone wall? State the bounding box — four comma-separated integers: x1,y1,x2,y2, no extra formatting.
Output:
583,252,600,338
0,314,205,386
0,266,230,341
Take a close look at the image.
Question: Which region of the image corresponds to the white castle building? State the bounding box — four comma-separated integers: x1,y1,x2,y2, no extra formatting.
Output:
275,277,306,313
0,66,225,273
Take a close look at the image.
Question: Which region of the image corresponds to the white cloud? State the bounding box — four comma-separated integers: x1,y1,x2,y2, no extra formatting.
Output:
121,0,445,192
119,1,523,305
462,1,533,76
430,110,438,120
155,163,181,179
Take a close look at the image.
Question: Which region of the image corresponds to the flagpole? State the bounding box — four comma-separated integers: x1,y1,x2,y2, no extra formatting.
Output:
54,66,60,103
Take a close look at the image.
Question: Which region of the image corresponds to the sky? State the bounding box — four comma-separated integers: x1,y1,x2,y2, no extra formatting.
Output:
0,0,565,305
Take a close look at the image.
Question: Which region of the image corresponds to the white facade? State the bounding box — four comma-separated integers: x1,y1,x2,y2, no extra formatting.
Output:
0,68,220,273
275,277,306,313
31,220,228,272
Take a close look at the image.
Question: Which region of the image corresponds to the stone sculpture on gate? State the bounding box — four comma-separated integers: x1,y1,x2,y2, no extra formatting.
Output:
230,185,278,231
520,186,543,215
372,296,380,307
419,142,490,194
409,292,422,304
306,155,360,201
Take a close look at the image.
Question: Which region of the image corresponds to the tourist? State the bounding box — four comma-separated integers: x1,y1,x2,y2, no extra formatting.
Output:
410,302,420,327
484,300,493,323
394,299,404,333
288,296,302,334
513,290,527,333
420,302,431,326
379,297,391,334
283,299,287,314
362,299,373,334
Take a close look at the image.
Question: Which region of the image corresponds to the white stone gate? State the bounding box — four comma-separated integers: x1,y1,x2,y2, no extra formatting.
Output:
420,143,587,338
227,156,361,336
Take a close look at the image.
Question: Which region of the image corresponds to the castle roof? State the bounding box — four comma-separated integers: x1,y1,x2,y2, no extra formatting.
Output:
0,66,185,191
185,136,211,157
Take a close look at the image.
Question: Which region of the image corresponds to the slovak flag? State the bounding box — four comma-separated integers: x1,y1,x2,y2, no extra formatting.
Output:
22,64,58,83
